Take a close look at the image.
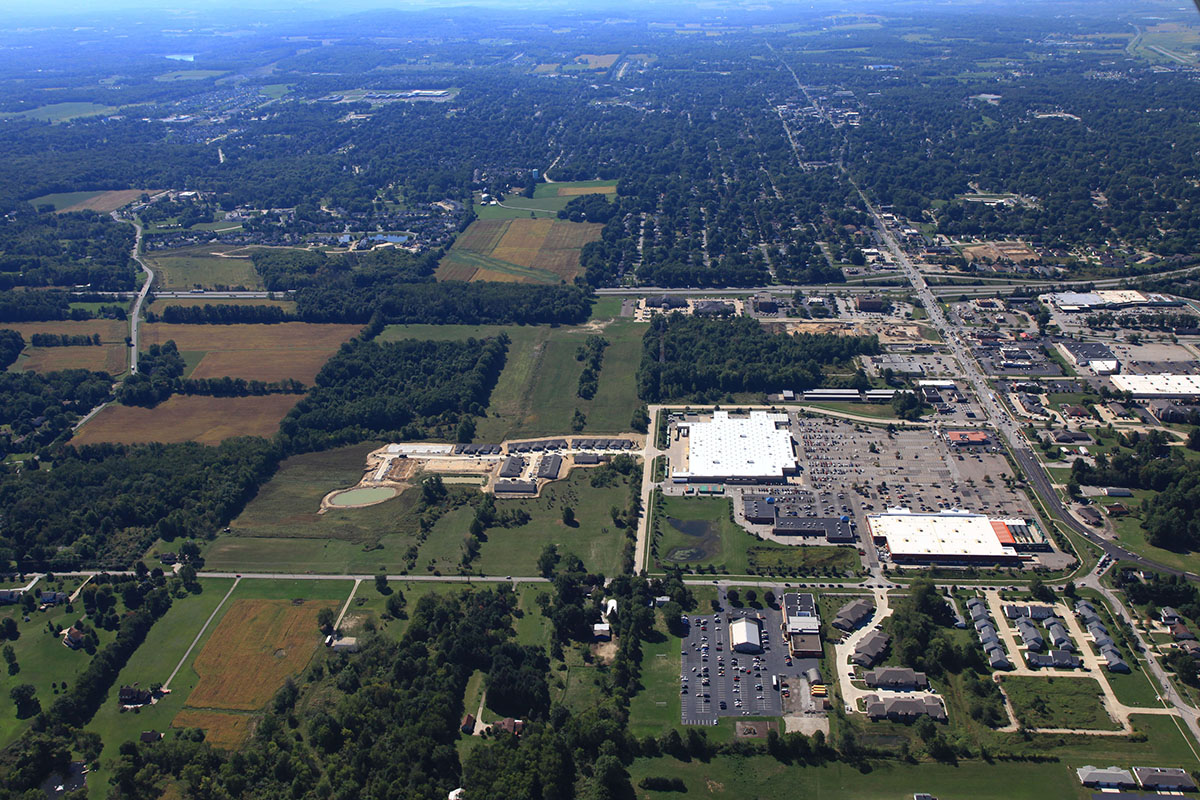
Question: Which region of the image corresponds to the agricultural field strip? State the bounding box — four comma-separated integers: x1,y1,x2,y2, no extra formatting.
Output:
163,577,241,691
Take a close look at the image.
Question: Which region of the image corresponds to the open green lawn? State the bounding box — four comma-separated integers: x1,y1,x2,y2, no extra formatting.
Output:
474,181,617,220
379,319,645,441
628,615,681,738
1095,490,1200,574
800,402,902,421
628,756,1083,800
0,577,105,749
209,442,631,576
144,246,263,290
1001,675,1119,730
1,102,117,122
82,578,234,798
513,584,554,646
589,296,623,321
652,496,859,576
471,469,633,576
30,190,106,210
155,70,228,81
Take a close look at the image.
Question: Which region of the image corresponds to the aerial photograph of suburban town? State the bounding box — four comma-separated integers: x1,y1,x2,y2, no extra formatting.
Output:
3,0,1200,797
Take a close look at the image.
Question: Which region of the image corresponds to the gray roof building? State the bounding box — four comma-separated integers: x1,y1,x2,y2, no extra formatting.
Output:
1132,766,1198,792
1076,766,1135,789
863,667,928,690
864,694,947,722
852,630,889,667
834,598,875,632
498,456,525,478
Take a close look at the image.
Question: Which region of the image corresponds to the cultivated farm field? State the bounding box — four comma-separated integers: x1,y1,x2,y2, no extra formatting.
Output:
139,321,361,383
72,394,299,445
185,598,336,711
438,217,603,283
7,319,129,375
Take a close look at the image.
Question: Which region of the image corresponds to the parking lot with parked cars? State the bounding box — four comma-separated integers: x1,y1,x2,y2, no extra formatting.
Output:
678,595,817,724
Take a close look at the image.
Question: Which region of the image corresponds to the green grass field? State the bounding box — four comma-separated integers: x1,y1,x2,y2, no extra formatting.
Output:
155,70,228,81
628,756,1082,800
209,442,632,576
0,102,117,122
82,578,234,798
800,402,902,420
628,616,681,738
378,319,645,441
1093,490,1200,574
652,496,859,576
144,246,263,290
474,180,618,219
30,190,106,210
0,577,107,749
1001,675,1119,730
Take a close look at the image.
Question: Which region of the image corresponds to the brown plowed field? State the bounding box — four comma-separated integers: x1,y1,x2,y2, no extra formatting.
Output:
438,218,602,283
184,598,335,712
72,394,299,445
556,185,616,196
22,345,126,374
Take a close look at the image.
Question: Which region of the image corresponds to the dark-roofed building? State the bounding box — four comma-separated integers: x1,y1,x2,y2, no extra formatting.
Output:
494,481,538,495
139,731,163,743
834,598,874,632
1171,621,1197,641
118,686,153,707
1016,619,1044,651
743,497,775,525
460,714,476,734
863,667,928,690
498,456,525,478
692,300,735,316
1133,766,1198,792
1004,604,1055,621
574,453,600,465
1101,645,1130,673
1045,621,1075,651
1025,649,1082,669
985,643,1013,670
40,591,67,606
645,295,687,311
864,694,946,723
63,624,86,650
537,454,562,480
0,589,19,605
1078,506,1103,526
772,516,855,542
1161,607,1184,625
852,630,889,667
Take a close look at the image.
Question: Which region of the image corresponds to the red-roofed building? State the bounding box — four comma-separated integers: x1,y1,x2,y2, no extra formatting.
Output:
947,431,991,448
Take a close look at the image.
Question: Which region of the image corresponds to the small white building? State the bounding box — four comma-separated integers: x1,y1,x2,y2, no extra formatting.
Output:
730,617,763,653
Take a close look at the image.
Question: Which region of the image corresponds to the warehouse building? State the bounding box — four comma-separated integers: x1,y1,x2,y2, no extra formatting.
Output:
1057,341,1119,375
730,617,764,654
673,411,796,483
867,509,1027,565
1111,374,1200,400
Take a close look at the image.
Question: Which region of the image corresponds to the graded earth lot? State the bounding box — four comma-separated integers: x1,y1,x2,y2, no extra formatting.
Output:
139,321,361,383
71,394,299,445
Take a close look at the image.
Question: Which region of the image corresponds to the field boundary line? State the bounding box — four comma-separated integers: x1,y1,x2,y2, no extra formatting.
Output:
163,576,240,691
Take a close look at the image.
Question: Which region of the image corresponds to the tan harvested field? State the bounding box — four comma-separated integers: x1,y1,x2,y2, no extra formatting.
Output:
556,185,617,196
575,53,619,68
171,710,252,749
7,320,129,375
62,189,152,213
72,394,299,445
22,345,126,374
439,218,602,283
140,322,360,383
185,599,335,712
140,322,359,352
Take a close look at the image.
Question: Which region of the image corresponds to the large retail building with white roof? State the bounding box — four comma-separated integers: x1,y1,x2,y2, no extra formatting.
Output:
672,410,797,483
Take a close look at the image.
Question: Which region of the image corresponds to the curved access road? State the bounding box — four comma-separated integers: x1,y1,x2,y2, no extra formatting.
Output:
112,213,154,375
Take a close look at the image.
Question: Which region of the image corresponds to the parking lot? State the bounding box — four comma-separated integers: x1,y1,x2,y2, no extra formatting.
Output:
679,596,815,724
